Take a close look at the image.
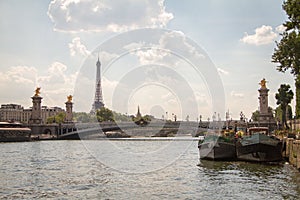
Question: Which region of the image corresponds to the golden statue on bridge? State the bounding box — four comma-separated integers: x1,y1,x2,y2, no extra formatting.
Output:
67,95,73,103
259,78,267,89
34,87,41,96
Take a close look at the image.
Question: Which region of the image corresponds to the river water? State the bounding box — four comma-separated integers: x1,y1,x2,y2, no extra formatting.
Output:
1,139,300,199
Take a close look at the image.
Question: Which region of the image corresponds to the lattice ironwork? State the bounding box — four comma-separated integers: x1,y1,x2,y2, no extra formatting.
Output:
91,56,104,113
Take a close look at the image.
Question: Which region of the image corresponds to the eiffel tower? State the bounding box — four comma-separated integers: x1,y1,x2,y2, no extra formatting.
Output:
91,55,104,113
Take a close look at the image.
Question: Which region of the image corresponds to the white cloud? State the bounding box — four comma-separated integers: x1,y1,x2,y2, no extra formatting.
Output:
4,66,38,85
135,48,170,65
47,0,173,32
38,62,77,92
102,77,119,108
195,92,210,106
230,91,244,98
69,37,90,57
217,68,229,75
159,30,205,59
275,24,286,33
126,30,205,66
123,42,145,51
240,25,277,46
0,63,77,108
0,67,37,106
37,62,78,107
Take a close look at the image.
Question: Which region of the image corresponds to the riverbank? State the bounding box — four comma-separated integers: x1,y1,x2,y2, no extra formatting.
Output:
283,138,300,171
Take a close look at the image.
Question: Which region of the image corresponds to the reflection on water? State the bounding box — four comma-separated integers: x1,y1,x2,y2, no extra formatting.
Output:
198,160,300,199
0,140,299,199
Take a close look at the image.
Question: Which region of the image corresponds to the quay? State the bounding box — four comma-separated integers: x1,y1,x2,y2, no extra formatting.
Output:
283,138,300,171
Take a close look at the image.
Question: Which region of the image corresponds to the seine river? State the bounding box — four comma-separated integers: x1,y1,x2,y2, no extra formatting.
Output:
1,139,300,199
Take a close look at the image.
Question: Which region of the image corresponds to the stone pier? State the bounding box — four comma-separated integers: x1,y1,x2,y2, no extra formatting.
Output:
284,138,300,170
29,88,43,124
65,95,73,123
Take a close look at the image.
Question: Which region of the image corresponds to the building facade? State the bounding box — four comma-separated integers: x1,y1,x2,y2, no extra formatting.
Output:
0,104,65,124
0,104,23,122
41,106,65,124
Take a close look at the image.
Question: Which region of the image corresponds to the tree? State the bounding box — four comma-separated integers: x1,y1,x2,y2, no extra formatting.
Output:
112,111,131,122
73,112,97,123
96,107,114,122
46,112,66,124
275,84,294,129
272,0,300,117
251,107,274,122
268,106,274,117
275,105,293,123
251,110,260,121
131,114,152,126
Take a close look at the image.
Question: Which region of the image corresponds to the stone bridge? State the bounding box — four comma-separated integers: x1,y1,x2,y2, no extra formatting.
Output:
28,120,217,139
57,121,208,139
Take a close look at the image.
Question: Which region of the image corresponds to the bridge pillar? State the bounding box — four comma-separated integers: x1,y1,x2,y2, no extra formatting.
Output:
65,95,73,123
29,89,43,124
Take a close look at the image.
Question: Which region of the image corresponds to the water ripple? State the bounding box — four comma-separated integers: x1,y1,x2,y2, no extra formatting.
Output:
0,140,300,199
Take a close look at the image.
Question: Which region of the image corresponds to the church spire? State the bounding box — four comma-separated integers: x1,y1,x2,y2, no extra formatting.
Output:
136,105,142,118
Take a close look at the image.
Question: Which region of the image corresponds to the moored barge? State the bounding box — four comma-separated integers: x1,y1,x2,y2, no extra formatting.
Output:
236,127,282,162
0,122,31,142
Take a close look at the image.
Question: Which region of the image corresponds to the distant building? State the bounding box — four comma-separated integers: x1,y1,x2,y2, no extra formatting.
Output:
0,104,64,124
41,106,65,124
0,104,23,122
22,108,32,123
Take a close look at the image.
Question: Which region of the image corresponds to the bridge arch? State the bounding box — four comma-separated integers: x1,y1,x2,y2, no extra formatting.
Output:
43,128,52,135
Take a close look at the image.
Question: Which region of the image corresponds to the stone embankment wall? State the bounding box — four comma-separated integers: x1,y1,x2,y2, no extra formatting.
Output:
288,119,300,130
284,138,300,170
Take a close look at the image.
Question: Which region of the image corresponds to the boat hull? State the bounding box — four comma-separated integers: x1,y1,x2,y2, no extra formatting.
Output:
0,128,31,142
236,134,282,162
198,136,236,161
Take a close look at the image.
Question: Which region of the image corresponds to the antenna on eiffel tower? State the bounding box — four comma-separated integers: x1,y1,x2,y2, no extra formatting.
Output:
91,52,105,114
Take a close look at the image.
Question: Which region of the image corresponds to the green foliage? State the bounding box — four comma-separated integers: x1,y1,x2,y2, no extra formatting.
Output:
296,76,300,117
251,110,260,121
273,31,300,75
272,0,300,117
96,107,114,122
143,114,154,121
252,107,275,121
112,111,131,122
282,0,300,31
132,114,152,125
46,116,55,124
275,84,294,106
274,129,289,139
73,112,97,123
46,112,66,124
275,105,293,121
288,105,293,120
275,84,294,129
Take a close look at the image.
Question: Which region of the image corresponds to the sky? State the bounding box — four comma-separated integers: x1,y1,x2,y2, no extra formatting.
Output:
0,0,295,121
